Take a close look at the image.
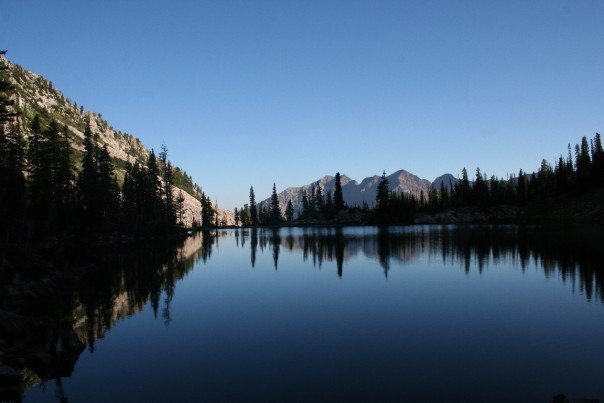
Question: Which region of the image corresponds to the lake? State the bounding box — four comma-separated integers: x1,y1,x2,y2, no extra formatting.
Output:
19,225,604,402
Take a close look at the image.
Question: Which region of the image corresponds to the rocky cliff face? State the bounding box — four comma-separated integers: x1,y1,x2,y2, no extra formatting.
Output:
3,57,233,226
260,170,456,215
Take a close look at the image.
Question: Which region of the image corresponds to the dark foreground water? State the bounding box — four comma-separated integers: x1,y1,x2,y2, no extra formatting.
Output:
19,226,604,402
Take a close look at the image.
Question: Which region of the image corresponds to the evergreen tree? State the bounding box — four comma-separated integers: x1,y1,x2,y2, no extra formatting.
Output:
473,168,488,206
427,186,439,211
314,182,324,212
269,183,282,225
51,123,74,222
0,53,23,223
375,171,390,223
301,188,310,218
249,186,258,226
146,149,162,220
27,115,52,224
200,193,215,228
234,207,240,226
76,123,98,225
0,123,25,221
517,169,527,204
159,144,175,225
0,53,17,123
325,189,333,214
285,199,294,222
240,204,250,226
439,181,449,209
576,136,591,189
96,144,119,224
333,172,345,211
457,168,471,206
592,133,603,184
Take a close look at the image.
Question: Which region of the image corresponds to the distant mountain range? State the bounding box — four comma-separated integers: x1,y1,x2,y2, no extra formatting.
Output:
260,170,459,214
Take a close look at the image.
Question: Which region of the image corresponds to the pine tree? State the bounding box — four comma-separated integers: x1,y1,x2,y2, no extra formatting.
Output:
269,183,282,225
314,182,324,212
576,136,591,189
458,168,471,205
159,144,175,226
0,54,23,223
517,169,527,204
234,207,240,226
200,193,215,228
593,133,603,184
27,115,52,224
473,168,488,206
375,171,390,223
325,190,333,213
97,144,119,224
121,163,137,229
333,172,345,211
142,148,164,230
249,186,258,226
301,188,310,218
428,186,439,211
0,54,18,123
52,123,74,222
240,204,250,226
77,123,98,224
0,123,25,220
439,181,449,209
285,199,294,222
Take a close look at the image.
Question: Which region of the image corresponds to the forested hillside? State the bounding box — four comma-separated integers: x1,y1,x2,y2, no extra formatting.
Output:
1,55,233,227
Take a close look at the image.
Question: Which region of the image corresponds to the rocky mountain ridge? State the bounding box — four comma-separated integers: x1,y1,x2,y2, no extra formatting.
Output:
2,56,233,226
260,170,459,215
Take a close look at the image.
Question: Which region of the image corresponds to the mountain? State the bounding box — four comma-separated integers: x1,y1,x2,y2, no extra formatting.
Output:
3,56,233,226
260,170,455,215
432,173,458,190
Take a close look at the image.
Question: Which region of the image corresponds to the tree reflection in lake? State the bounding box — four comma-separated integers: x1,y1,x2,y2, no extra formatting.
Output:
236,226,604,302
9,225,604,402
1,232,224,400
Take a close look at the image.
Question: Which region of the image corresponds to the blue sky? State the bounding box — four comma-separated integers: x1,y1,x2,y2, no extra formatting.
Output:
2,0,603,208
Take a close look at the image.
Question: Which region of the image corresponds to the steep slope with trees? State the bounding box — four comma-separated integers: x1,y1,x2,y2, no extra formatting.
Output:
2,56,233,226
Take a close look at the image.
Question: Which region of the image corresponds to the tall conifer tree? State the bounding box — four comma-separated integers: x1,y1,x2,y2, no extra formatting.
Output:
285,199,294,222
249,186,258,226
269,183,282,225
333,172,345,211
375,171,390,223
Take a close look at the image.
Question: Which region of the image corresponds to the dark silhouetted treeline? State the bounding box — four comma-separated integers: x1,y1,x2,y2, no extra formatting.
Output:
0,55,201,276
376,134,603,223
236,172,363,226
240,132,603,226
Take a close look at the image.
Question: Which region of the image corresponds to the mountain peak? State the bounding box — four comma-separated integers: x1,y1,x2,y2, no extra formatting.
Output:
432,173,458,190
260,169,435,214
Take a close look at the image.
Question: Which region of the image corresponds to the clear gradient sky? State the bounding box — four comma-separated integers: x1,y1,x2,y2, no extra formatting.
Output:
2,1,603,208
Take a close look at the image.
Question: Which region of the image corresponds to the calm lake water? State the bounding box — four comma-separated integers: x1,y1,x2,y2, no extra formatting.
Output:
21,226,604,402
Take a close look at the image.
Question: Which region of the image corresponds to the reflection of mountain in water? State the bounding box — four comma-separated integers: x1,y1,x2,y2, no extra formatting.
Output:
0,232,223,400
236,226,604,302
4,226,603,400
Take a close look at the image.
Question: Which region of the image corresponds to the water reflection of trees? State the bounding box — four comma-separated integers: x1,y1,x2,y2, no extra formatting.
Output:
236,226,604,302
7,232,217,399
